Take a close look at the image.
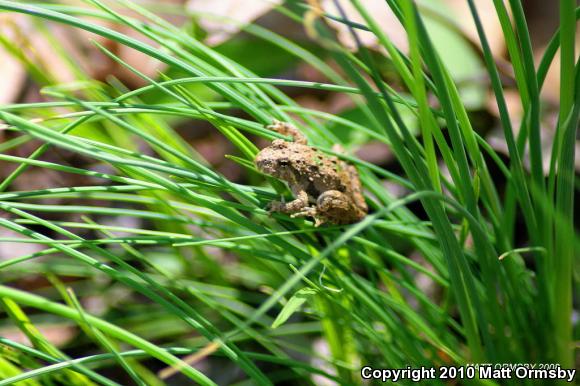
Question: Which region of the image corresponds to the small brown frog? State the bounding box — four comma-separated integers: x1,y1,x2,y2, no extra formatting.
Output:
255,120,367,226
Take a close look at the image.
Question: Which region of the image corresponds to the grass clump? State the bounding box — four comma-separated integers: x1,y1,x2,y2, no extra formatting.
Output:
0,1,577,385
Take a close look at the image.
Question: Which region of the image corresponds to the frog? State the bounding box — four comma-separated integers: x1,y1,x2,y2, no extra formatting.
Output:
254,120,368,226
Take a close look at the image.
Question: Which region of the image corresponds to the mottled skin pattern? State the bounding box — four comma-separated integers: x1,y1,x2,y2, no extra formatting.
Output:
255,120,367,226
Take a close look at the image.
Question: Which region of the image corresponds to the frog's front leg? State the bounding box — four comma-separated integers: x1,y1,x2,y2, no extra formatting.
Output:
267,120,308,145
269,190,326,226
316,190,363,225
268,189,309,214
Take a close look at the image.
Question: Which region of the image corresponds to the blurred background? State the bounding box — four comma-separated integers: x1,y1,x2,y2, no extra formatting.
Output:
0,1,578,384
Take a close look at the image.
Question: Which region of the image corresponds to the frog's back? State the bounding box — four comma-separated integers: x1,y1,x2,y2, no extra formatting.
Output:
306,152,352,193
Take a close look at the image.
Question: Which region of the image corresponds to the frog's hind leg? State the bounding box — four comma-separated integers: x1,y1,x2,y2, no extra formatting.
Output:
317,190,362,224
267,120,308,145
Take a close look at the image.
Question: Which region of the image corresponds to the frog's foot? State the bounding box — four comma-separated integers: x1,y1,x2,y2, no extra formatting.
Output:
268,190,309,214
267,120,308,145
290,206,326,227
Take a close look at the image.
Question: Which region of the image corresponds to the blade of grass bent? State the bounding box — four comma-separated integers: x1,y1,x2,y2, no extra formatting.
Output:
0,286,217,385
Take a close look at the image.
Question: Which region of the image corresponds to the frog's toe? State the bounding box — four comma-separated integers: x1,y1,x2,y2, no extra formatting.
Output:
290,206,317,219
313,216,326,227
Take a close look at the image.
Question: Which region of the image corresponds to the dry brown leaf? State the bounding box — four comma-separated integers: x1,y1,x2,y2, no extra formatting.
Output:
0,11,89,85
321,0,408,52
0,324,76,347
356,141,393,165
486,121,562,176
83,23,168,87
538,46,561,104
443,0,506,52
69,1,184,87
0,228,43,261
486,89,523,127
536,38,580,105
187,0,282,46
320,0,505,55
0,2,180,89
0,15,26,104
311,338,339,386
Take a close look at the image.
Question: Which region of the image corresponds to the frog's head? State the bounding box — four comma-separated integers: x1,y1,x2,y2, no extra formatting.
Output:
255,140,296,180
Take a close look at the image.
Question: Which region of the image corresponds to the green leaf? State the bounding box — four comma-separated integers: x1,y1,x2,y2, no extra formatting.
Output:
271,288,318,329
